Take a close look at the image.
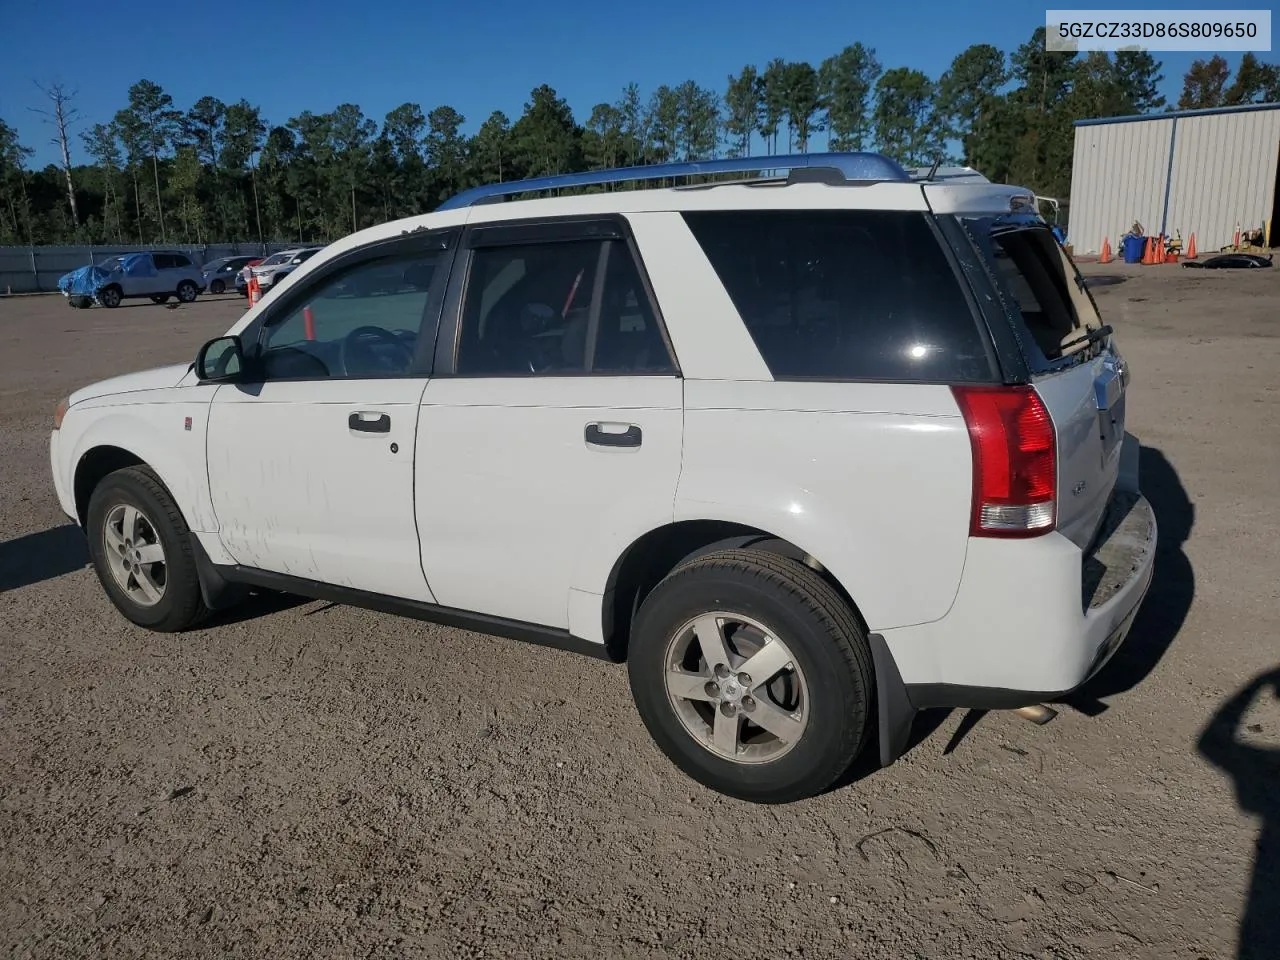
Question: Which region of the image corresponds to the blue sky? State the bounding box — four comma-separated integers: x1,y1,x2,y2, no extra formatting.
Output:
2,0,1269,168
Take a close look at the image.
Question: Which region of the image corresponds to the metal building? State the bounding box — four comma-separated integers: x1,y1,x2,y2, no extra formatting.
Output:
1068,102,1280,256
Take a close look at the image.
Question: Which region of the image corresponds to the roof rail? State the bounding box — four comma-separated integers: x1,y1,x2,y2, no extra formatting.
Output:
909,164,990,183
437,152,912,210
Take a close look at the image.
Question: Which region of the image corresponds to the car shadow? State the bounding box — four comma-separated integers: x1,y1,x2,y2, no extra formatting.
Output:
201,589,310,627
1197,667,1280,959
0,524,89,593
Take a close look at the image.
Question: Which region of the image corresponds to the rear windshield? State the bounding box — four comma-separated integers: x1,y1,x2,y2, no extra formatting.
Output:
962,218,1104,368
681,210,993,382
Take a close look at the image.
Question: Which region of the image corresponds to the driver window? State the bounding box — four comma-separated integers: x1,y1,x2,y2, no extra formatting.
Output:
256,251,438,380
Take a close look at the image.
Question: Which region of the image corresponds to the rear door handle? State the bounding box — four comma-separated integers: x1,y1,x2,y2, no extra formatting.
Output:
349,411,391,433
585,423,642,448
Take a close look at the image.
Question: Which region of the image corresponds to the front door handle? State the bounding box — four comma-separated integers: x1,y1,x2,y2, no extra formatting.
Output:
349,411,391,433
585,423,642,448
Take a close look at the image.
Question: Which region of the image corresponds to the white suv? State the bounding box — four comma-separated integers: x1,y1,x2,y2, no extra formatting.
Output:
48,154,1156,803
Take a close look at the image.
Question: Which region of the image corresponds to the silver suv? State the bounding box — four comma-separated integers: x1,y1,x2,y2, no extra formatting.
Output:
58,251,206,308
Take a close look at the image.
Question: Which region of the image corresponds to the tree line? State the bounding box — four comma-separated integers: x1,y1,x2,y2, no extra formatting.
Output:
1,32,1276,248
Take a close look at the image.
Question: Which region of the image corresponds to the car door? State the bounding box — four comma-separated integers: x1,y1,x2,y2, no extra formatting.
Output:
151,253,178,293
120,253,159,296
206,229,457,602
415,217,684,629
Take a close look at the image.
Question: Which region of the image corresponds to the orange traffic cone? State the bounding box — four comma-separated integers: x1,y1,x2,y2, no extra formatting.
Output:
1141,236,1154,264
248,275,262,306
1155,234,1166,264
1186,233,1197,258
1099,237,1113,263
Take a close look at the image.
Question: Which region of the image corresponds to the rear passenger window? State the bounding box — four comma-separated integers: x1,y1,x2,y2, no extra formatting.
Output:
152,254,174,269
170,254,192,268
682,210,992,382
456,239,674,376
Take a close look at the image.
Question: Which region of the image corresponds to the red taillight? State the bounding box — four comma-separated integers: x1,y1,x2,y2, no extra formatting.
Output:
951,385,1056,538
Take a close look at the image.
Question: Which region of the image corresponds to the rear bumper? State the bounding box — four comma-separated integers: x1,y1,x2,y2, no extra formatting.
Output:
873,486,1158,762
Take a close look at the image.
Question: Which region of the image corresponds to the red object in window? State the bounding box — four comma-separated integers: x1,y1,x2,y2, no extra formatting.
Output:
562,268,585,318
304,306,316,341
951,385,1057,538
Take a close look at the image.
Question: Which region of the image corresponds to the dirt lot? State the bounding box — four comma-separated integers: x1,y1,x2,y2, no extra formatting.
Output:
1,265,1278,960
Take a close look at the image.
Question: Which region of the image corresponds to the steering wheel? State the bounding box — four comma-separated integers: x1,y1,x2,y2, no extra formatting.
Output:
338,325,415,377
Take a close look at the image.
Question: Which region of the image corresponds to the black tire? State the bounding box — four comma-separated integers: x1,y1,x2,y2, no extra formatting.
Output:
176,280,198,303
150,294,171,304
210,279,225,294
86,465,211,632
628,549,874,803
99,285,122,308
68,295,91,309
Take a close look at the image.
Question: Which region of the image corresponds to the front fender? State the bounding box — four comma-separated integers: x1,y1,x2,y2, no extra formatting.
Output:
61,386,220,536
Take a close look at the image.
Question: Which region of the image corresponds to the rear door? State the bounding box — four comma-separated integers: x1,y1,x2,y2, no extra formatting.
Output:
414,216,684,629
963,219,1125,549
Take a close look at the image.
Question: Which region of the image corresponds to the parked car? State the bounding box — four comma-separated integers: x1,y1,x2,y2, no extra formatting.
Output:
57,251,206,308
48,152,1155,803
266,246,325,288
202,255,258,295
250,246,325,290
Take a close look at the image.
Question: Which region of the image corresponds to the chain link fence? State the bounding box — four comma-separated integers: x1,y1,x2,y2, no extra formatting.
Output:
0,242,310,295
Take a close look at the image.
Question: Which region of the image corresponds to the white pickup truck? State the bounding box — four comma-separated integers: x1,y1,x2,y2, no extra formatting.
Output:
49,153,1156,803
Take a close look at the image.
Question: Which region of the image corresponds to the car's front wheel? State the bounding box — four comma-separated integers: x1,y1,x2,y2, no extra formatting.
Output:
86,466,210,632
628,549,874,803
176,281,198,303
210,279,225,294
99,285,122,308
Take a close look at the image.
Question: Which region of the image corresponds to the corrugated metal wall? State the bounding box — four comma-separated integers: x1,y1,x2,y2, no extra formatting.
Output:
1166,110,1280,254
1069,118,1174,256
1068,106,1280,256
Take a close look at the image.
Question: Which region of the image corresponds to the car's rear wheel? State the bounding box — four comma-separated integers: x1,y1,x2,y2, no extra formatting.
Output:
99,285,122,308
176,281,198,303
150,294,170,304
86,466,210,632
210,279,225,294
628,549,873,804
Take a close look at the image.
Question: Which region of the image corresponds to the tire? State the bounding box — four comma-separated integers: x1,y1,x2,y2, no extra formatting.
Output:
176,281,198,303
627,549,874,803
150,294,171,304
86,465,211,632
210,279,225,294
68,295,91,309
99,285,122,308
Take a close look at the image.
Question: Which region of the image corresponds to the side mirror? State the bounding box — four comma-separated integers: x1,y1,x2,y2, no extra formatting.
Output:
195,335,245,383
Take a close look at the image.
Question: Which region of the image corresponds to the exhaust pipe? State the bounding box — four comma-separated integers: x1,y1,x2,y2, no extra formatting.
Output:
1012,704,1058,725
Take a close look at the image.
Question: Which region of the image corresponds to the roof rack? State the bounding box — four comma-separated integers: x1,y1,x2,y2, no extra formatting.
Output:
437,152,912,210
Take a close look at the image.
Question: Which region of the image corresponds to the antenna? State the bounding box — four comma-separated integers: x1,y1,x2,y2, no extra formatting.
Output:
925,155,943,182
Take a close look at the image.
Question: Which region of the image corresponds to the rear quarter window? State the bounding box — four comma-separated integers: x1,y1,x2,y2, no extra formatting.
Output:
681,209,994,382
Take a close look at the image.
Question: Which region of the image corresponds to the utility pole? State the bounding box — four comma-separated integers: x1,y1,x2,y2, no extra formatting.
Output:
31,81,81,228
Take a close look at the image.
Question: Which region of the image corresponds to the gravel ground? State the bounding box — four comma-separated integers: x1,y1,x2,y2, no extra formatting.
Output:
2,265,1278,960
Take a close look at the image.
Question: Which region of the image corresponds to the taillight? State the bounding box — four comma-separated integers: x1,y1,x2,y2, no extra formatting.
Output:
951,385,1056,538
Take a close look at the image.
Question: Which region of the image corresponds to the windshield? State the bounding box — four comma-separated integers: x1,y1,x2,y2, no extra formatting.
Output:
260,252,291,267
95,256,124,270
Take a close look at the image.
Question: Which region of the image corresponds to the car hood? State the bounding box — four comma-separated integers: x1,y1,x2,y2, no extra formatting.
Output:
69,362,193,406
